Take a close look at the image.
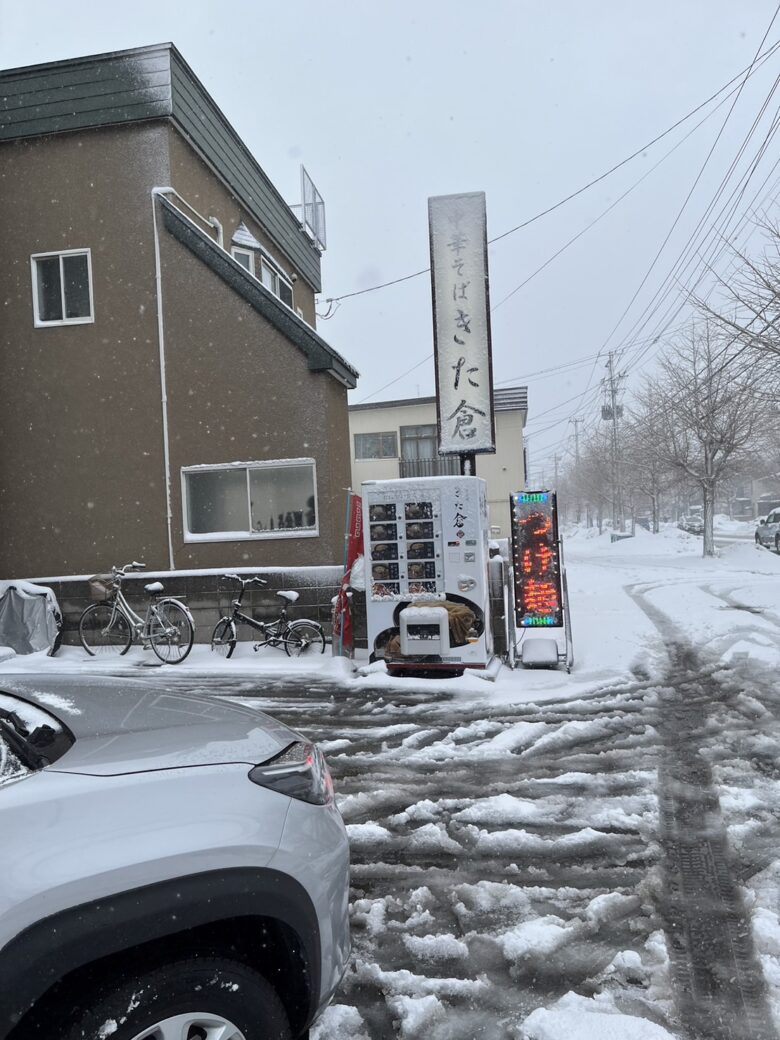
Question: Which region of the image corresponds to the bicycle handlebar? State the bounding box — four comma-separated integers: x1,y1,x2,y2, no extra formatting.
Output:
222,574,267,587
111,561,146,576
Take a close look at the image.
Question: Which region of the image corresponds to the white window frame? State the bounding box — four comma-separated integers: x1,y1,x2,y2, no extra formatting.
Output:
354,431,399,461
30,248,95,328
231,247,255,275
231,227,295,310
259,256,294,306
181,459,319,543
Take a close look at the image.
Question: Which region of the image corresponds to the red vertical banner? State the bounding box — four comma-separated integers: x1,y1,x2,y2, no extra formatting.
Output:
332,493,363,657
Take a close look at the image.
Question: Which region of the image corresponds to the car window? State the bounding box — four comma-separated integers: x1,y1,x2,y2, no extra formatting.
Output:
0,734,28,787
0,691,73,770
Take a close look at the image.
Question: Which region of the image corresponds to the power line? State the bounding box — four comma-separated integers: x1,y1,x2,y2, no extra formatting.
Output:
620,107,780,377
490,56,778,314
600,13,780,378
354,28,780,422
352,353,432,405
530,17,780,456
593,6,780,365
322,40,780,307
490,127,701,314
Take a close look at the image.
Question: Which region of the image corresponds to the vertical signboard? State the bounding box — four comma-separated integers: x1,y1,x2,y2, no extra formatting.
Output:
510,491,563,627
428,192,495,455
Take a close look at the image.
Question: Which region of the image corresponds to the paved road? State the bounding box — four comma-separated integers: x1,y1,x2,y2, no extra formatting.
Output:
140,630,780,1040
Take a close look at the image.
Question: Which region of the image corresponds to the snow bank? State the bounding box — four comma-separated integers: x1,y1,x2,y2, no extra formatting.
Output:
310,1004,370,1040
743,861,780,1029
520,993,679,1039
388,994,445,1038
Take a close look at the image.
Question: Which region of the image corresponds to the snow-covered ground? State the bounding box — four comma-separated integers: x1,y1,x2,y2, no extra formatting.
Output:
3,524,780,1037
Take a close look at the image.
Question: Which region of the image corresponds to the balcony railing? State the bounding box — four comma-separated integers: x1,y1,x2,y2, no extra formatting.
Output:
399,456,461,478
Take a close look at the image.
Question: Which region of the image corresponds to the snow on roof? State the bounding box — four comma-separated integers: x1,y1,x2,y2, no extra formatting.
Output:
232,222,263,249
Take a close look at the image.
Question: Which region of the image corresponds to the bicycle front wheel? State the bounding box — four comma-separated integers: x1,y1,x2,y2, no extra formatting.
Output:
148,600,194,664
284,621,326,658
79,602,133,656
211,618,237,659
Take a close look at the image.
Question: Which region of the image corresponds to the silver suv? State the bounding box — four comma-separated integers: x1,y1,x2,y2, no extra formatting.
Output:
755,509,780,551
0,675,350,1040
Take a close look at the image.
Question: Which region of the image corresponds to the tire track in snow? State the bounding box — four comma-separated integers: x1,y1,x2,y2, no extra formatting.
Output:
220,677,665,1037
128,671,672,1037
628,585,778,1040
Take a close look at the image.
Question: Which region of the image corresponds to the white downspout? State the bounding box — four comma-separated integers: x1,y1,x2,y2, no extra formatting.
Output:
209,215,224,248
151,186,176,571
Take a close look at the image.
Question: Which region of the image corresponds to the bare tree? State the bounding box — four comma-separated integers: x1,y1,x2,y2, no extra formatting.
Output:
575,429,614,534
698,219,780,367
621,387,685,533
645,321,768,556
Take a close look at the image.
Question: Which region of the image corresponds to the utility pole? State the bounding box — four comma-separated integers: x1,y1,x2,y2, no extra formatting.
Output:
553,453,561,488
572,418,583,462
604,352,625,532
571,417,583,523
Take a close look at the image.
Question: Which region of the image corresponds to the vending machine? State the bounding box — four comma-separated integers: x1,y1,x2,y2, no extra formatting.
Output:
361,476,494,674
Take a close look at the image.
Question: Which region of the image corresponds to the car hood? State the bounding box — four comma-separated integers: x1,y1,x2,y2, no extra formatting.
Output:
0,676,300,776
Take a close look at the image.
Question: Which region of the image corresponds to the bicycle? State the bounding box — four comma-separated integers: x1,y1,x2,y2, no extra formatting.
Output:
211,574,325,659
79,561,195,664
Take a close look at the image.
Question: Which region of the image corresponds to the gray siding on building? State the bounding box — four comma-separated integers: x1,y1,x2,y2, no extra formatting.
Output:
0,42,321,291
168,51,322,292
0,46,173,138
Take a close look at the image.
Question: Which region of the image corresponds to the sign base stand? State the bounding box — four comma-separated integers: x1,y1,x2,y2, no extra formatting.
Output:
520,639,559,667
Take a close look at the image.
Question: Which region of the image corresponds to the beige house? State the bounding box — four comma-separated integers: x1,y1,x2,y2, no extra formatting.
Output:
348,387,528,537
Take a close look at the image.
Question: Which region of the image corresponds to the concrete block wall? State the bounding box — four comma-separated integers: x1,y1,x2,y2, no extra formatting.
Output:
40,568,342,647
36,566,508,656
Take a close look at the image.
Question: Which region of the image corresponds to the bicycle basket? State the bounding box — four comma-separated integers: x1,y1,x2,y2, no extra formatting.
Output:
89,574,116,601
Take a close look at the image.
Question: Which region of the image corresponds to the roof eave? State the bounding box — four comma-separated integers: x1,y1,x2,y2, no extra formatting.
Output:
159,195,358,389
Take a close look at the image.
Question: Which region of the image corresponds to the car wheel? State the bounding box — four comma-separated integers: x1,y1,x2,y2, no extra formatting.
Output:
59,957,292,1040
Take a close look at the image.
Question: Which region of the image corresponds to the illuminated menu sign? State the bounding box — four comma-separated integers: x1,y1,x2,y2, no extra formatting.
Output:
510,491,563,627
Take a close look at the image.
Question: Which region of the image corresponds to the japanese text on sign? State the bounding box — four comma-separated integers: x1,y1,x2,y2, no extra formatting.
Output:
510,491,563,628
428,192,495,455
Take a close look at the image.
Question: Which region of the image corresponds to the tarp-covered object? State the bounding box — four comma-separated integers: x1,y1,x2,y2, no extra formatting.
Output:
0,581,62,655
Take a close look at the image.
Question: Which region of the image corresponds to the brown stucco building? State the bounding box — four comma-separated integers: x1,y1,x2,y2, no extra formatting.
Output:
0,43,358,580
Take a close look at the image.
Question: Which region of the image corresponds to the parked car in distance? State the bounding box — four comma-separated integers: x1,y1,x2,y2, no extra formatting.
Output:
678,515,704,535
0,675,350,1040
755,509,780,552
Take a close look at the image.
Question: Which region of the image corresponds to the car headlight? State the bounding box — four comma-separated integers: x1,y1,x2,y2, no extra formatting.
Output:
249,741,334,805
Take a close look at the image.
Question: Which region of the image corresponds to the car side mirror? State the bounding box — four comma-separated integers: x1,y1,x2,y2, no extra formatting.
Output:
760,518,767,525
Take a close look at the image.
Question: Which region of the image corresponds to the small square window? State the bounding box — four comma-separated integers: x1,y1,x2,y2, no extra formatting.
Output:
31,249,94,326
232,248,254,274
278,280,293,308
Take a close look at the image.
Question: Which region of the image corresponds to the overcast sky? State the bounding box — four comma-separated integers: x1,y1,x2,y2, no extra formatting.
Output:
2,1,779,479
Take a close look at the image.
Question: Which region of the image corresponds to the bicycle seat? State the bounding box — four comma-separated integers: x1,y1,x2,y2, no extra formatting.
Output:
145,581,164,595
276,590,299,603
